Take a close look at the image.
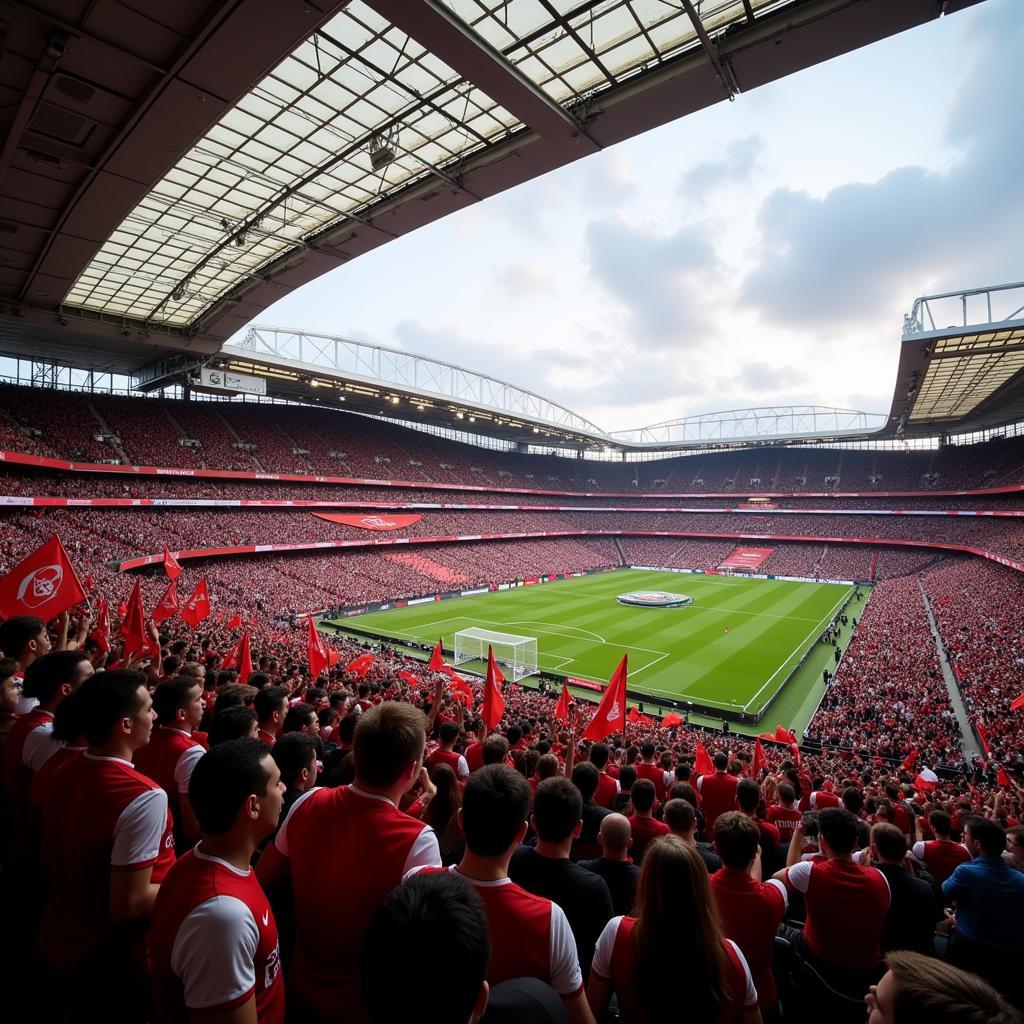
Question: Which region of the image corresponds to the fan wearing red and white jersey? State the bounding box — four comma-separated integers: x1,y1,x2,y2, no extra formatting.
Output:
408,764,595,1024
38,669,176,1022
256,701,442,1023
696,751,740,835
427,720,470,779
912,809,972,886
134,677,207,850
151,738,286,1024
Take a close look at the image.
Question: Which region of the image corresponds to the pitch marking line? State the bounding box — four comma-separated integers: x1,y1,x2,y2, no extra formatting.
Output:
507,620,606,643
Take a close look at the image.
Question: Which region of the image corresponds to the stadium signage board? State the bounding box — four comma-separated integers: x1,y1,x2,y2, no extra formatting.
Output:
197,368,266,396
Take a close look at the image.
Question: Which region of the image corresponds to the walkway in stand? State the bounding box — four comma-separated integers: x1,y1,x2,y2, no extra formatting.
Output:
917,577,981,762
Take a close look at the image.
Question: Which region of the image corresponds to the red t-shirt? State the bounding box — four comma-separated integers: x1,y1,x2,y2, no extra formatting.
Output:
781,858,890,970
592,915,756,1022
267,784,441,1022
911,839,971,886
697,772,739,833
151,847,285,1024
465,741,484,773
28,745,83,860
809,790,840,811
594,771,620,808
133,726,205,833
635,763,667,803
628,815,670,860
2,707,56,860
426,747,469,779
710,869,788,1010
766,805,803,843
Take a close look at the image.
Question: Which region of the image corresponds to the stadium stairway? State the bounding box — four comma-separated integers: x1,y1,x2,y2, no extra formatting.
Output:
917,578,982,760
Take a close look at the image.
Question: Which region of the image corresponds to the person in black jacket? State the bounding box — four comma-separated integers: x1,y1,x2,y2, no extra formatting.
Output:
579,813,640,917
868,822,940,956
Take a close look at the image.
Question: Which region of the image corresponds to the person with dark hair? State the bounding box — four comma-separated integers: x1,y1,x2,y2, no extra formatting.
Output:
911,809,970,886
422,762,464,865
865,949,1022,1024
571,761,611,846
664,797,720,872
1005,825,1024,874
942,816,1024,1005
867,823,937,956
588,835,759,1023
697,750,740,835
3,650,93,868
254,686,289,747
415,765,594,1024
509,777,613,979
634,742,668,803
38,669,175,1021
588,742,620,808
736,778,780,872
0,656,20,746
134,675,207,850
427,720,469,779
627,779,669,862
774,807,890,987
282,702,319,739
215,683,258,711
256,701,441,1022
0,614,49,679
766,781,802,847
271,732,317,827
579,813,639,918
208,704,259,746
151,739,286,1023
710,811,788,1015
482,733,510,767
28,686,86,852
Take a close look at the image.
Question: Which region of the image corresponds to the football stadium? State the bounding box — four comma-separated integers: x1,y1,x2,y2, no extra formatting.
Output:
1,1,1023,1022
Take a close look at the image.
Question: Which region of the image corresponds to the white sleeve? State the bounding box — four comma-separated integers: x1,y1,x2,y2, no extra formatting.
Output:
809,792,819,809
457,755,470,779
614,778,621,794
170,896,258,1010
590,916,623,980
765,877,789,910
784,860,813,894
726,940,758,1008
112,788,168,868
174,744,206,794
273,786,320,858
23,724,62,772
911,841,926,860
402,826,442,875
697,775,705,793
548,903,584,995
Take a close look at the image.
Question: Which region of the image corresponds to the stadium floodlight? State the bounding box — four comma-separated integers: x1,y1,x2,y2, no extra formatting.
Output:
453,628,538,683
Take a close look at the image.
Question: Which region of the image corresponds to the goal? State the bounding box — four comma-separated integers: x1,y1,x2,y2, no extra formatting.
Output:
453,627,539,683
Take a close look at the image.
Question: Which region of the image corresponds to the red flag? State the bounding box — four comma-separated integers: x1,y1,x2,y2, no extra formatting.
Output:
790,741,801,768
661,712,683,728
775,725,797,744
90,599,111,653
694,743,714,778
481,646,506,732
582,656,627,742
306,616,329,679
327,647,341,668
235,632,253,684
428,639,445,672
901,749,920,772
0,535,86,622
1011,692,1024,712
753,738,768,774
226,612,243,630
119,578,147,657
180,579,211,628
975,722,991,759
997,767,1012,787
345,653,376,678
554,684,571,722
162,545,182,581
152,579,179,625
118,601,127,618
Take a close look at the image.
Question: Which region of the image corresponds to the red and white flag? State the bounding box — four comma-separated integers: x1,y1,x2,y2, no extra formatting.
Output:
306,616,330,680
162,545,182,581
0,535,86,622
345,653,376,678
914,768,939,792
180,578,211,628
90,599,111,653
152,579,179,625
582,655,627,742
481,646,505,732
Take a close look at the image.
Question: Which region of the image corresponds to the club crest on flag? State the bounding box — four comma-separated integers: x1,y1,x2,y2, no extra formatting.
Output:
16,563,63,607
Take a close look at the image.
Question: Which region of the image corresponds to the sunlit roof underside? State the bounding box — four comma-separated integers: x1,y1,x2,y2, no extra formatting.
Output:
60,0,786,329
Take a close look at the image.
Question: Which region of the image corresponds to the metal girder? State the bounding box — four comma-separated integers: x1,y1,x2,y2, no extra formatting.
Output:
679,0,740,98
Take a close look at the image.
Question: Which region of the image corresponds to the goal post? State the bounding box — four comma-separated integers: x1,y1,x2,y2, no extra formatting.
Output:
453,627,539,682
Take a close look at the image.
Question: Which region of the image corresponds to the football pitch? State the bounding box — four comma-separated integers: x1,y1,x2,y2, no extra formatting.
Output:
328,569,864,731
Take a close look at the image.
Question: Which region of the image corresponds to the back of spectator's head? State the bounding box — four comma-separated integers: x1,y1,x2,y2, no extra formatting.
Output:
189,738,280,837
964,816,1005,857
641,741,656,760
461,765,530,856
353,701,425,789
272,732,317,791
536,753,559,781
481,734,509,766
23,650,91,704
712,750,728,771
631,778,656,814
364,872,489,1024
152,675,202,726
439,720,460,745
532,777,582,844
0,615,46,661
777,781,796,805
663,798,696,835
872,822,908,863
929,809,953,838
571,761,600,802
819,807,859,855
209,705,258,746
283,702,316,734
842,786,864,816
715,811,760,869
254,685,289,725
77,669,149,746
589,742,610,770
336,713,357,746
599,813,632,856
161,655,181,678
735,778,760,813
179,661,206,683
248,671,272,691
50,686,83,743
875,949,1022,1024
618,765,637,792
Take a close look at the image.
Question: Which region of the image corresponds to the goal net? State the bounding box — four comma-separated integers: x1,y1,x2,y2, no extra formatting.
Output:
453,627,539,683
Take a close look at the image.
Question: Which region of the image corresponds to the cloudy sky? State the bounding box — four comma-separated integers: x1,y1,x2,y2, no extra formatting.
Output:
242,0,1023,435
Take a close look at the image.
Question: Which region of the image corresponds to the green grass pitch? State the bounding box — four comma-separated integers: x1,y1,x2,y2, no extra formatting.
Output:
328,569,859,726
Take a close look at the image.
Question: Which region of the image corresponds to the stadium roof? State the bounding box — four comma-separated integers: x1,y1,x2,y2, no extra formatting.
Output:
888,282,1024,439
